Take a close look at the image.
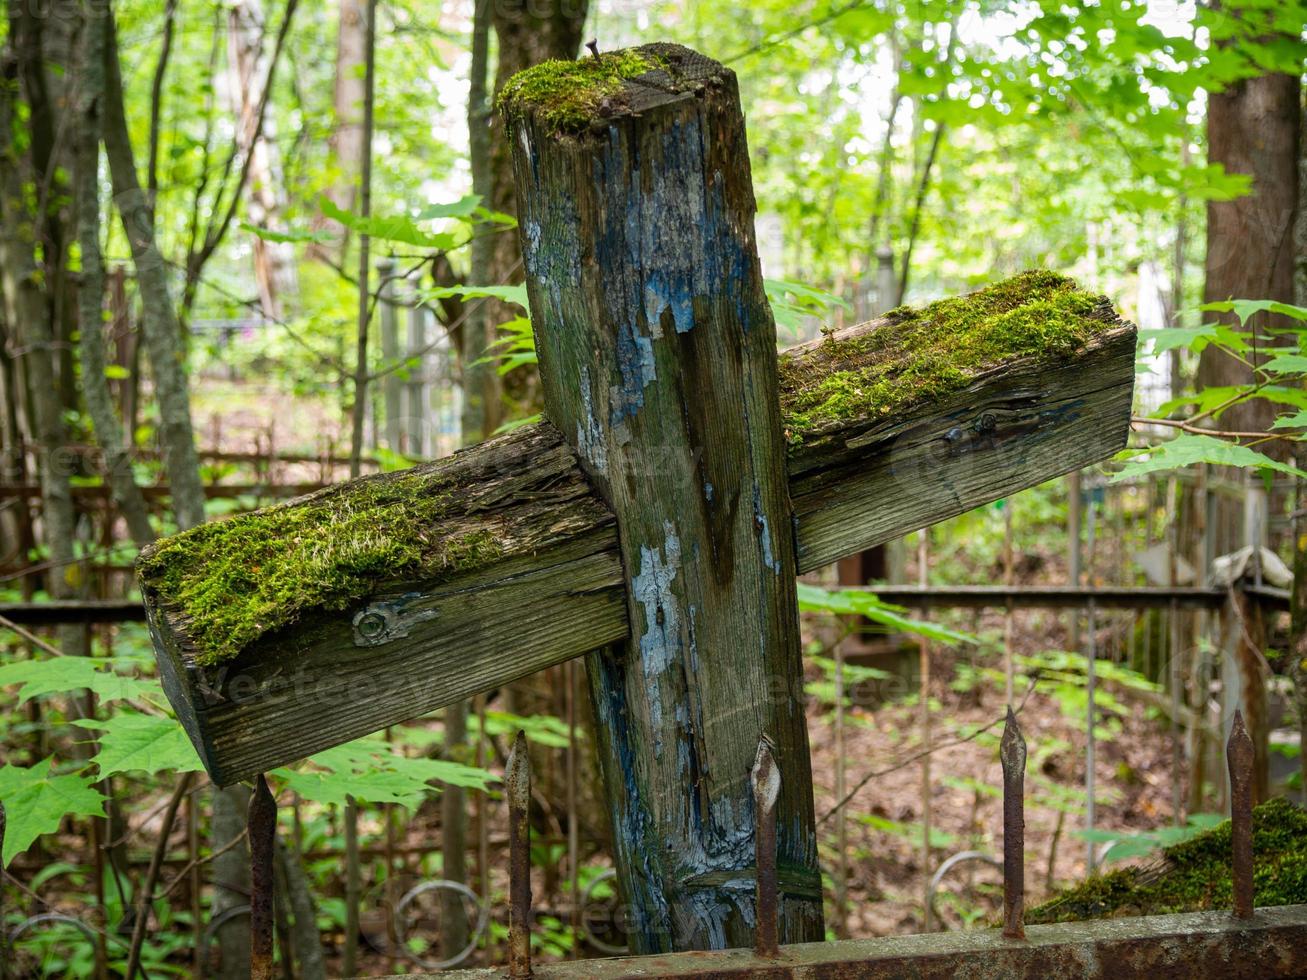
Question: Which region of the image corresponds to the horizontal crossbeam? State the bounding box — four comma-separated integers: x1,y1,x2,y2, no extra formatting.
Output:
139,280,1136,784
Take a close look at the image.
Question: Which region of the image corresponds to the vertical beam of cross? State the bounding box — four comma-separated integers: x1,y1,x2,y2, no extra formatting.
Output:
507,44,822,952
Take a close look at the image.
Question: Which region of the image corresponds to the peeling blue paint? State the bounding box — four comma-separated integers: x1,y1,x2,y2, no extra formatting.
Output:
609,326,657,426
631,522,683,754
753,485,781,574
703,482,714,502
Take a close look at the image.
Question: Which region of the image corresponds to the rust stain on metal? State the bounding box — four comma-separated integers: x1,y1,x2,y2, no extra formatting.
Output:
1227,709,1254,920
1000,706,1027,940
507,730,533,978
752,735,780,959
248,773,276,980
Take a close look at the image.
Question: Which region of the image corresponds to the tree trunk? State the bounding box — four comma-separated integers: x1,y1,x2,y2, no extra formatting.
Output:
310,0,367,261
0,3,85,661
1199,69,1300,435
227,0,299,319
101,14,207,531
508,45,822,953
484,0,589,424
212,783,252,979
73,9,154,548
347,0,378,480
275,838,326,980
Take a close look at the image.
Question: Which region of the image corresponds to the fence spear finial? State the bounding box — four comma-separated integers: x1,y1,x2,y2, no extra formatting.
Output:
1227,709,1254,920
507,730,533,978
248,774,276,980
1000,706,1027,939
752,735,781,958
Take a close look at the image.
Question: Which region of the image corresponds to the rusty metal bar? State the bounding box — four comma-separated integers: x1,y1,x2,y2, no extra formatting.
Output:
0,798,7,980
507,730,532,979
431,905,1307,979
1227,709,1255,920
1000,707,1027,940
249,773,277,980
752,736,780,958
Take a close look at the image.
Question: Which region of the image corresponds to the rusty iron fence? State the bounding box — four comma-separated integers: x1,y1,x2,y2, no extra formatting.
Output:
2,464,1305,974
5,708,1296,978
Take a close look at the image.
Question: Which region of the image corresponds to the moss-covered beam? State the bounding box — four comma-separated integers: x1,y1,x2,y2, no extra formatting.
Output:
1029,798,1307,924
140,272,1135,785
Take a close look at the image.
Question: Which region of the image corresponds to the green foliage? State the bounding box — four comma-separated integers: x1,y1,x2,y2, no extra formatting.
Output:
1076,813,1224,863
73,713,204,778
765,279,850,339
0,759,105,867
858,812,957,849
796,581,976,646
1114,434,1307,485
318,196,462,250
272,736,496,809
1122,296,1307,482
0,655,155,705
137,469,503,665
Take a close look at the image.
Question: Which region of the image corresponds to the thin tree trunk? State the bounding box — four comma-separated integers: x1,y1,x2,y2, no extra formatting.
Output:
212,783,252,980
895,22,957,306
146,0,179,202
309,0,367,261
347,0,378,480
73,9,154,548
100,13,207,530
275,838,326,980
0,4,84,661
227,0,298,319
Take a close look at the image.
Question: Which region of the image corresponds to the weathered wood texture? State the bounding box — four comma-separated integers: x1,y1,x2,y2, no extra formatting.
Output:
787,299,1135,570
141,305,1134,787
508,44,818,952
142,425,624,784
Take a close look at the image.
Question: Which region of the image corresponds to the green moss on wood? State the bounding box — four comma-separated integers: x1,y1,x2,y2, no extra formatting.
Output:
497,50,662,134
137,472,502,667
778,270,1113,443
1028,798,1307,923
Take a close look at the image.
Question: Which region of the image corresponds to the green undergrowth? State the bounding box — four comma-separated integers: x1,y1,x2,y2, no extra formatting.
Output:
498,50,662,133
1027,797,1307,923
778,270,1113,442
137,472,501,667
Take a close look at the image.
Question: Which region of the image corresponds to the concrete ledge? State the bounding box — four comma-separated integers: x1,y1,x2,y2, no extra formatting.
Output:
402,904,1307,979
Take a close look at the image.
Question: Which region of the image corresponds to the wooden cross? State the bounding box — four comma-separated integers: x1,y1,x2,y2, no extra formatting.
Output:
140,43,1135,956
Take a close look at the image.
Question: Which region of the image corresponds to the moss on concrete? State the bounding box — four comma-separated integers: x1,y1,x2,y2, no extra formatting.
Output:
778,270,1112,443
137,471,502,667
1028,798,1307,923
498,50,662,134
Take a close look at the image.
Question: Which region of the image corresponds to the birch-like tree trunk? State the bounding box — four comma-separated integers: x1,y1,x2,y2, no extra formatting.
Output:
309,0,367,261
227,0,299,319
73,11,154,548
101,14,207,532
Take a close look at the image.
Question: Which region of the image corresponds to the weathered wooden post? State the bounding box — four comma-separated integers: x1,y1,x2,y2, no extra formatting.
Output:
501,43,820,950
